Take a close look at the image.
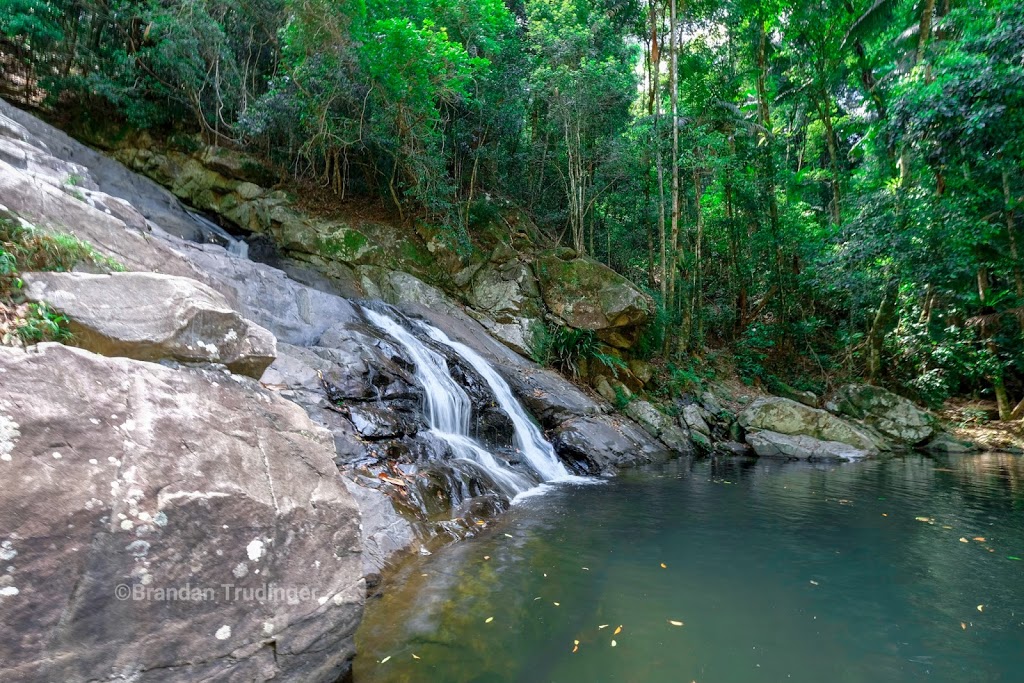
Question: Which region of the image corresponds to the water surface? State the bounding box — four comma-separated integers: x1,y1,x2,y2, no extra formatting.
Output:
356,454,1024,682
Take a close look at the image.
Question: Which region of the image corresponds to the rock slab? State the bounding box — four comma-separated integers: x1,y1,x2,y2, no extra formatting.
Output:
0,344,363,682
23,271,276,378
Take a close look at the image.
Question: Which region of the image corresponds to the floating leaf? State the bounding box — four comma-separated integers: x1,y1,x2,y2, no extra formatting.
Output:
611,640,617,647
598,624,609,629
582,567,589,570
960,622,967,630
484,556,490,560
1008,556,1022,561
572,645,578,653
504,533,513,538
485,617,494,623
613,625,623,635
553,602,560,606
380,656,391,664
660,563,667,569
669,620,684,626
973,537,986,542
915,516,932,523
959,538,969,543
977,605,984,612
574,640,580,645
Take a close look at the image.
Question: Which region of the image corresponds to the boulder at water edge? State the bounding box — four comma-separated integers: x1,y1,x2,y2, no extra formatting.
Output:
739,396,885,454
827,384,936,446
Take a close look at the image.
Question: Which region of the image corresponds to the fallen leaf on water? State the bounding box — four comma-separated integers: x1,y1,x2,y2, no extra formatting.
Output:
610,640,617,647
582,567,589,571
977,605,984,612
660,563,667,569
613,625,623,635
942,525,953,529
484,555,490,560
378,475,407,487
475,521,487,526
960,538,969,543
809,580,819,586
485,617,494,623
574,640,580,645
882,513,888,517
973,537,987,542
598,624,609,629
553,602,560,606
669,620,684,626
534,596,541,601
572,645,578,653
380,656,391,664
915,516,932,523
961,622,967,630
504,533,513,538
1009,556,1022,561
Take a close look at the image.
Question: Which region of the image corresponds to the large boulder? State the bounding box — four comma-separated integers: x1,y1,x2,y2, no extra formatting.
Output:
552,415,671,474
746,430,871,462
534,251,653,349
827,384,936,446
739,397,885,453
0,344,363,682
22,271,276,378
623,399,694,454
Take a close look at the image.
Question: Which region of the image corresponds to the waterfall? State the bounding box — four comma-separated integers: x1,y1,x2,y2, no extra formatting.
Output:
418,323,571,482
362,308,534,497
187,210,249,259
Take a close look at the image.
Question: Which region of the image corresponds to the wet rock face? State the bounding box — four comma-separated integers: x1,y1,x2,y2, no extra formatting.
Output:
22,271,276,378
746,430,870,461
0,344,363,683
552,415,671,475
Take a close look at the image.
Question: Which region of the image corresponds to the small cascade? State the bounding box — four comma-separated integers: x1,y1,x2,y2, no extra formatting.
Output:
418,323,571,482
362,307,534,498
187,210,249,259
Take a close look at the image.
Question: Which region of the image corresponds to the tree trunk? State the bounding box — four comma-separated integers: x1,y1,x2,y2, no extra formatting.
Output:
977,267,1012,420
867,281,898,384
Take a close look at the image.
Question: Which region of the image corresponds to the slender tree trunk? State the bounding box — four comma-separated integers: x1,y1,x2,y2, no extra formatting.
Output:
668,0,680,325
977,267,1011,420
819,93,842,225
867,281,898,384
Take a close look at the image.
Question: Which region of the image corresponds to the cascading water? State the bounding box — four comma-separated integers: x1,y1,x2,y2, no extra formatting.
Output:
187,210,249,259
362,307,534,498
418,323,571,482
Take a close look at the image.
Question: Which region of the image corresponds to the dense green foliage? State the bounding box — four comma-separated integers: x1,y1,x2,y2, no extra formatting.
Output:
0,218,121,344
3,0,1022,410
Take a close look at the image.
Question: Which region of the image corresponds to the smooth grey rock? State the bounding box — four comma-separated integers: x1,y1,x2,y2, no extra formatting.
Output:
921,432,978,454
682,403,712,436
0,344,363,682
624,399,695,455
22,271,276,378
342,479,418,576
739,397,885,453
746,430,870,461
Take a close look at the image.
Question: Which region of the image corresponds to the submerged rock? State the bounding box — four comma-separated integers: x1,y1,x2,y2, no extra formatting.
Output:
0,344,363,682
22,271,276,378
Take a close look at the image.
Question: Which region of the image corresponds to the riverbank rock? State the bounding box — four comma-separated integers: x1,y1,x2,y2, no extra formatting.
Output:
22,271,276,378
739,397,884,453
552,415,671,474
747,430,871,461
0,344,363,682
534,251,653,349
827,384,936,446
623,399,694,454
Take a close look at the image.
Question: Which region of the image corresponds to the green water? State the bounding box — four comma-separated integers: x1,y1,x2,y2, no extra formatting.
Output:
355,454,1024,683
